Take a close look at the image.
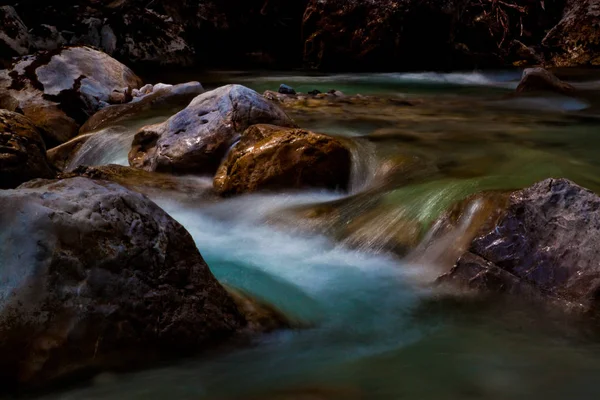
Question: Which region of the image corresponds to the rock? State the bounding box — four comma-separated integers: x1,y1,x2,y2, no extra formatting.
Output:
129,85,296,175
0,6,30,58
0,110,55,189
515,67,576,95
308,89,322,96
278,84,297,95
80,82,204,134
214,124,351,196
440,179,600,313
0,177,282,388
543,0,600,67
0,46,143,146
45,132,96,171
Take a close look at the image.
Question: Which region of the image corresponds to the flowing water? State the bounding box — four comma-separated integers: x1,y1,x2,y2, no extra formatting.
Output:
32,70,600,399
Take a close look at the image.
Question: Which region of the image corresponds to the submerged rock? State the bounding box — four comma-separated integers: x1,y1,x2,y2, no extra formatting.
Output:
0,110,54,189
516,67,575,95
0,177,283,388
543,0,600,67
214,124,351,196
440,178,600,314
129,85,295,175
0,46,143,146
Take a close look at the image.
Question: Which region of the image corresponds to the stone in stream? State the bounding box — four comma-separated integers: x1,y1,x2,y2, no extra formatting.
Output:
128,84,296,175
0,176,286,389
515,67,575,95
439,178,600,315
0,46,143,146
0,6,30,58
278,84,297,95
0,109,55,189
213,124,352,196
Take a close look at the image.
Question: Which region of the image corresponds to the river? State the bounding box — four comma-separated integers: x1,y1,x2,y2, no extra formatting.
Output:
33,70,600,400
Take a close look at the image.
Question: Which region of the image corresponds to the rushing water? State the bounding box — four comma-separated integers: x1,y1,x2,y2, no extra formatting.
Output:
33,70,600,400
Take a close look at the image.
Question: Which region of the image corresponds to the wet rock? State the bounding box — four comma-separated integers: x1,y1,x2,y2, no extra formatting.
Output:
516,67,575,95
214,124,351,196
278,84,297,95
543,0,600,67
0,46,143,146
0,110,55,189
46,133,96,171
0,177,281,388
440,178,600,314
129,85,295,175
0,6,30,58
308,89,322,96
80,82,204,134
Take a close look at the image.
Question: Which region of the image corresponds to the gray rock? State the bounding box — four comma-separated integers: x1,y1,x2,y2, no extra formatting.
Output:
0,46,143,145
0,110,54,189
516,67,575,95
0,6,30,57
440,178,600,313
0,177,246,387
278,84,296,95
129,84,296,175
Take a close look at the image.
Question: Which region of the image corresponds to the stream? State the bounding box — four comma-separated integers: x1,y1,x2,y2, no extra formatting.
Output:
33,70,600,400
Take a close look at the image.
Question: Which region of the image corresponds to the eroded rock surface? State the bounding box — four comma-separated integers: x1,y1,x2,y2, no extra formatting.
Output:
129,85,295,175
0,110,54,189
440,179,600,313
0,46,142,146
214,124,351,196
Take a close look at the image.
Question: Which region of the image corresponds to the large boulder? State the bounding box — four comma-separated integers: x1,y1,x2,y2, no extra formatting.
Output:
440,179,600,313
543,0,600,67
0,177,279,388
0,110,54,189
515,67,576,95
0,46,143,146
214,124,351,196
129,85,296,175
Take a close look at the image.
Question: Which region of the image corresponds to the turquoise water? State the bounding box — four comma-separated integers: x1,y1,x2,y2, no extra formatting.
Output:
35,70,600,400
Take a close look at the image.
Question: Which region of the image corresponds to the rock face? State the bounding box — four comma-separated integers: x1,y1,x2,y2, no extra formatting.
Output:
129,85,296,175
0,6,30,58
301,0,564,70
441,179,600,313
543,0,600,67
0,110,54,189
515,67,575,95
214,124,351,196
0,46,143,146
0,177,252,387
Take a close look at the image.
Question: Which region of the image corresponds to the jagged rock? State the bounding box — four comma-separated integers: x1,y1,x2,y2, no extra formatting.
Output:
129,85,295,175
0,177,284,389
0,110,55,189
0,46,143,146
516,67,575,95
439,178,600,314
0,6,30,58
214,124,351,196
543,0,600,67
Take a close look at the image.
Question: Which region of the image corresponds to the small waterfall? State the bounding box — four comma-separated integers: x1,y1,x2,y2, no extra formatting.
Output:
347,138,379,194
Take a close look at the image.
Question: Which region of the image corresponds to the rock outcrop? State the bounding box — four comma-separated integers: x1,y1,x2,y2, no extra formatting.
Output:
0,6,30,58
0,46,143,146
0,110,54,189
129,85,295,175
543,0,600,67
214,124,351,196
0,177,280,388
440,179,600,314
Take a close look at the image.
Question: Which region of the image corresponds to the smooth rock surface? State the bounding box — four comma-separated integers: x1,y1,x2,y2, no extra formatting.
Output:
0,46,143,145
0,177,263,388
0,110,54,189
440,178,600,313
214,124,351,196
129,85,295,175
516,67,575,95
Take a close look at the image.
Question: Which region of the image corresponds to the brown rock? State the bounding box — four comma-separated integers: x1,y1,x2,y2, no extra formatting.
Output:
0,109,54,189
516,67,576,95
214,124,351,196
